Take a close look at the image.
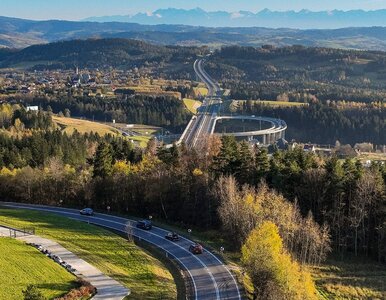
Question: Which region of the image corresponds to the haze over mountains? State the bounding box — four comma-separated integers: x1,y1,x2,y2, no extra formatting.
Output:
84,8,386,29
3,8,386,51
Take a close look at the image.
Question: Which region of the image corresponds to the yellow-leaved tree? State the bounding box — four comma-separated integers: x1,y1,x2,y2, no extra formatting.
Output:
241,221,317,300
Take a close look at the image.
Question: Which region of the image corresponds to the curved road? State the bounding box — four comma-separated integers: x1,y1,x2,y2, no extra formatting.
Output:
1,202,242,300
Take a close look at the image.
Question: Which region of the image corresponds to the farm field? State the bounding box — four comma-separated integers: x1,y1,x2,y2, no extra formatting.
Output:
0,237,77,300
0,208,177,300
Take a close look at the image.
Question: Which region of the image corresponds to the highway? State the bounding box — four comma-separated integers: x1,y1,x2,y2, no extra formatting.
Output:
179,59,222,149
1,202,242,300
178,58,287,147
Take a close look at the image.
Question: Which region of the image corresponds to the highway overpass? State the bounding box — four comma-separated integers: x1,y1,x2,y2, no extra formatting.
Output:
179,58,287,148
212,116,287,145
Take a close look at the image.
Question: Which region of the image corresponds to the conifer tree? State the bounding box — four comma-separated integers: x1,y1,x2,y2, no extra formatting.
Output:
93,142,113,178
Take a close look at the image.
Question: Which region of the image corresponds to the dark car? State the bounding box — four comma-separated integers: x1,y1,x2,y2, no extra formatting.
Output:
165,232,179,241
80,208,94,216
189,243,203,254
136,220,152,230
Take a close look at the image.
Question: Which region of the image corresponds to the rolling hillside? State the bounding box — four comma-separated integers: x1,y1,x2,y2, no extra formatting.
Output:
3,15,386,51
0,38,202,70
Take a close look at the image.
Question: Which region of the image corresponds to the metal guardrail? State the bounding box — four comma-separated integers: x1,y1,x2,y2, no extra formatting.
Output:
0,224,35,238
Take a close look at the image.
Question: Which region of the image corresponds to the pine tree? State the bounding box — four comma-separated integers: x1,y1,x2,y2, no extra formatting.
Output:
237,141,254,185
255,147,270,182
93,142,113,178
212,136,240,176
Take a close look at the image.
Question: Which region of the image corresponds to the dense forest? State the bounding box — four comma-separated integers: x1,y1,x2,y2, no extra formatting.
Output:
234,102,385,145
7,95,192,132
208,45,386,103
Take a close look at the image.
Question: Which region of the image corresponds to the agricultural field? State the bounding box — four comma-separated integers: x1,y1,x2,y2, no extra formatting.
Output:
0,208,177,300
0,237,77,300
53,116,119,136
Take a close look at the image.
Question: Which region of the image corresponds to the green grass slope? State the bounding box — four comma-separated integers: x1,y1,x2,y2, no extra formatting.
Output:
0,237,77,300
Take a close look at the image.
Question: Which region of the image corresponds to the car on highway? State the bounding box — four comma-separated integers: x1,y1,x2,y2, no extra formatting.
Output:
79,208,94,216
165,232,179,241
136,220,152,230
189,243,203,254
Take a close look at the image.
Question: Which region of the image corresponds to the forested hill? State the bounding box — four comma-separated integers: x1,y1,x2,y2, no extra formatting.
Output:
0,38,204,72
207,45,386,103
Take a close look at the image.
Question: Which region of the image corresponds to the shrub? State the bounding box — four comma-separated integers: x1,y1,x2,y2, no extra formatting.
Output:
23,285,46,300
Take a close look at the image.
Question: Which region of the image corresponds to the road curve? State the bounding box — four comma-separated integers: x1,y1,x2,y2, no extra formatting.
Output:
1,202,242,300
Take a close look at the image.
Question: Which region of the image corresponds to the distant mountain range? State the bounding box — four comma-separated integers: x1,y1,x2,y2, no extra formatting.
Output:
84,8,386,29
3,14,386,51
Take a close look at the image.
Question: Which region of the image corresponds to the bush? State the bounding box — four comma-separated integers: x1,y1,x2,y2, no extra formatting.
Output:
54,279,96,300
23,285,46,300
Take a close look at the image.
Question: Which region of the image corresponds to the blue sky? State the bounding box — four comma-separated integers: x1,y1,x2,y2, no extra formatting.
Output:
1,0,386,20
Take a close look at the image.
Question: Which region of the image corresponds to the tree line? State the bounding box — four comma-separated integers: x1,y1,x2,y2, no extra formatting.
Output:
235,102,385,145
208,45,386,104
8,94,192,131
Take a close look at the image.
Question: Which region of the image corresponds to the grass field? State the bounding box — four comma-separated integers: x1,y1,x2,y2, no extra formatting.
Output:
311,257,386,299
127,135,152,148
53,116,119,136
0,237,77,300
193,87,208,98
0,208,177,300
183,98,201,114
111,124,161,136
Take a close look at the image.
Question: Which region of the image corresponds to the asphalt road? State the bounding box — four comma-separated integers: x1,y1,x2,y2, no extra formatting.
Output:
1,202,242,300
180,59,222,148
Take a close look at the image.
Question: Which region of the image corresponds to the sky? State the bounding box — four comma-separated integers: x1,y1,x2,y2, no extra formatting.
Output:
1,0,386,20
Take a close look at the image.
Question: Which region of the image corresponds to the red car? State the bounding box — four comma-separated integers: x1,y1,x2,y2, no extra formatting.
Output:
189,243,203,254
